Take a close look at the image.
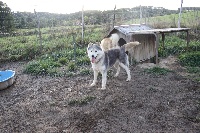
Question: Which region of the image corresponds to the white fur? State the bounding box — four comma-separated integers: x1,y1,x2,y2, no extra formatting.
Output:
100,33,120,51
109,33,120,47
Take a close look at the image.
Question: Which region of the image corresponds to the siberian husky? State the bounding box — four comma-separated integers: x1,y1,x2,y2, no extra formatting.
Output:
87,43,132,90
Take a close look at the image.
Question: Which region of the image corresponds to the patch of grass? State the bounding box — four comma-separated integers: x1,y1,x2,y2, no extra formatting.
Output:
24,59,61,76
80,68,91,75
186,67,200,73
179,51,200,67
77,56,90,66
8,55,22,62
145,67,172,75
67,61,76,72
68,96,96,106
23,46,90,76
58,57,68,65
158,36,200,57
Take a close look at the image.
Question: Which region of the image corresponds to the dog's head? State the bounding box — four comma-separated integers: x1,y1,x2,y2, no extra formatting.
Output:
87,43,103,63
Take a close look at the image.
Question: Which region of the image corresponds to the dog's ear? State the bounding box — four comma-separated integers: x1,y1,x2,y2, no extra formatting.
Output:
88,42,93,47
96,42,100,45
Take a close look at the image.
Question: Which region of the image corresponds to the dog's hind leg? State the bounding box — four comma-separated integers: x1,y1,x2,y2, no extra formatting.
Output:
114,64,120,77
113,62,120,77
119,63,131,81
91,70,98,86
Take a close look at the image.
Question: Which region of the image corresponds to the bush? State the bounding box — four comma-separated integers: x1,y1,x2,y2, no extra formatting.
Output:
179,51,200,67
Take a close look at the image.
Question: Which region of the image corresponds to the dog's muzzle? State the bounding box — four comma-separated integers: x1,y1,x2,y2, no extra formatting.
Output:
91,55,96,63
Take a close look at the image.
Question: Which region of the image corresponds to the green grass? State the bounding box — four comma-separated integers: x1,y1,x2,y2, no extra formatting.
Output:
126,10,200,28
179,51,200,67
17,27,100,76
158,35,200,57
24,59,62,76
23,47,90,76
186,67,200,73
178,51,200,81
145,67,172,75
68,96,96,106
0,25,104,63
80,68,92,75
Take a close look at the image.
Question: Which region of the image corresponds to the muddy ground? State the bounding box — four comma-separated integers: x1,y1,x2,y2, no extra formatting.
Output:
0,56,200,133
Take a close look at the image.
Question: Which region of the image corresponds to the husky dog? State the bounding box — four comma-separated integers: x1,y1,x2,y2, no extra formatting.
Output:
87,43,131,90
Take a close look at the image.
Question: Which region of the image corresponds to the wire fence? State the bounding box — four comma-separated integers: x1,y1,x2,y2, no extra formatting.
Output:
1,7,200,41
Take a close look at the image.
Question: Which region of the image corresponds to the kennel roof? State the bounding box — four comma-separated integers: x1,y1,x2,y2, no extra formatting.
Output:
107,24,190,36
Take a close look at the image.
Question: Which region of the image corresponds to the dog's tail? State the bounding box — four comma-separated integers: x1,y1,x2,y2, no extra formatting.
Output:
123,41,140,51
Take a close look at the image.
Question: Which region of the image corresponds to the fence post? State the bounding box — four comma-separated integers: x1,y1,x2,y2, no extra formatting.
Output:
82,6,84,44
73,34,76,62
140,5,142,24
178,0,183,28
34,9,42,48
112,5,116,29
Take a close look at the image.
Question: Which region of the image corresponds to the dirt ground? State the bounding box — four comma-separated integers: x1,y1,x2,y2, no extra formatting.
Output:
0,56,200,133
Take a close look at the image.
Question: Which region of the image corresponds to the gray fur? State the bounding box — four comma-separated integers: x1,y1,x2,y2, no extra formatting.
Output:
104,47,128,69
88,44,102,51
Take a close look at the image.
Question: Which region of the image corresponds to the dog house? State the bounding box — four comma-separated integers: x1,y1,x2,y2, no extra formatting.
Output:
106,24,190,64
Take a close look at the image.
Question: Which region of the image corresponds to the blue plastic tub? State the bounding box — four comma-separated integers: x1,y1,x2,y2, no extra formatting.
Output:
0,70,15,90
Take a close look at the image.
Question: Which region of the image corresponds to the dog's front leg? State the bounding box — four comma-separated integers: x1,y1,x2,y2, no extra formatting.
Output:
101,71,107,90
90,70,98,86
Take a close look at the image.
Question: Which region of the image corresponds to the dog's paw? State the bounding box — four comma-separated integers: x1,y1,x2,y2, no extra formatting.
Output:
126,78,131,81
90,83,96,87
114,74,119,77
99,86,106,90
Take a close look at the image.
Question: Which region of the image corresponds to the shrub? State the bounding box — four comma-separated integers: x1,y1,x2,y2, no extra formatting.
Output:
179,51,200,67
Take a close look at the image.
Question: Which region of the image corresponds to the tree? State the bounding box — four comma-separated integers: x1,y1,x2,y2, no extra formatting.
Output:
0,1,14,33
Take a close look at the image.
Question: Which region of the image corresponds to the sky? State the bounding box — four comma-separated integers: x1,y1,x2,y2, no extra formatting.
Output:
3,0,200,14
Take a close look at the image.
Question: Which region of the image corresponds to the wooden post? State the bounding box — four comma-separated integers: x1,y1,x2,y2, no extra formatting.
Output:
131,8,133,24
140,5,142,24
162,33,165,50
112,5,116,29
161,33,165,57
34,9,42,48
186,30,189,51
81,5,84,44
154,33,159,64
73,34,76,62
178,0,183,28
